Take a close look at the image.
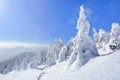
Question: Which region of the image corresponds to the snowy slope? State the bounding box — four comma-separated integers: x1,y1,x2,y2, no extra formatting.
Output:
41,50,120,80
0,69,41,80
0,50,120,80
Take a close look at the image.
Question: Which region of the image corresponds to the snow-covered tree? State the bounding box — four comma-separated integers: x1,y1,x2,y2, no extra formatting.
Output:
106,23,120,52
93,28,99,43
58,46,68,62
45,46,56,67
94,29,110,49
110,23,120,38
67,5,99,71
39,49,47,65
51,38,64,61
58,38,75,62
93,23,120,54
0,48,48,74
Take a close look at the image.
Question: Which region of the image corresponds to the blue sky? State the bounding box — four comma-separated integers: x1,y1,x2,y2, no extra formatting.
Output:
0,0,120,44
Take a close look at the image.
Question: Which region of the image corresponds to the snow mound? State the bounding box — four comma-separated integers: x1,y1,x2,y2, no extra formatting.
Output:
41,50,120,80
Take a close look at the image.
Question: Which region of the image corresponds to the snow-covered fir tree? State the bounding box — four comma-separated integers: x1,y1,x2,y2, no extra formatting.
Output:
45,45,56,67
93,23,120,54
106,23,120,52
58,38,74,62
51,38,64,61
65,5,99,71
93,29,110,49
0,48,48,74
110,23,120,38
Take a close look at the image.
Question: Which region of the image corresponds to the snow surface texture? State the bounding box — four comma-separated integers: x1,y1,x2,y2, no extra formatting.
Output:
0,50,120,80
0,69,41,80
41,50,120,80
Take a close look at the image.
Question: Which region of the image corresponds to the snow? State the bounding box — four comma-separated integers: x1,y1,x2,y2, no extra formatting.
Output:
1,50,120,80
0,68,41,80
67,5,98,71
93,22,120,55
77,5,90,35
58,38,74,62
58,46,68,62
0,42,48,62
0,49,48,74
110,23,120,38
41,50,120,80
